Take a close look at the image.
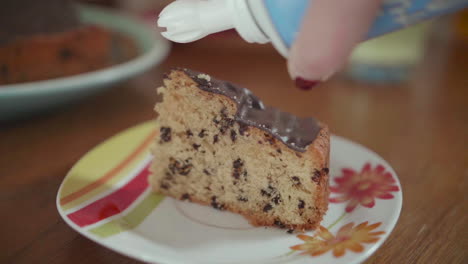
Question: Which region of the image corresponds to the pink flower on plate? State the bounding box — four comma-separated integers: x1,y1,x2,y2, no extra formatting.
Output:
329,163,399,212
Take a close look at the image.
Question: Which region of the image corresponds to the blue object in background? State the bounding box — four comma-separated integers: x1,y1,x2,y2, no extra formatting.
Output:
263,0,468,48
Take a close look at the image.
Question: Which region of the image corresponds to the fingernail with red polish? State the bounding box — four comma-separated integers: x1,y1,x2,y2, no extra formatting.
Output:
295,78,320,90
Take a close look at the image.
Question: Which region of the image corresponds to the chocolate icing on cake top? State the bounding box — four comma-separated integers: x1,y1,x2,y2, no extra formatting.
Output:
180,69,322,152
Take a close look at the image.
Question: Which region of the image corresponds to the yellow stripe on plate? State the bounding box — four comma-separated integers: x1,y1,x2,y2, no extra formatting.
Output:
59,121,156,211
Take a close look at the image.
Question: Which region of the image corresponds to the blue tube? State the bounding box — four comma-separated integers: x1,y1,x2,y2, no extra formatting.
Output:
263,0,468,48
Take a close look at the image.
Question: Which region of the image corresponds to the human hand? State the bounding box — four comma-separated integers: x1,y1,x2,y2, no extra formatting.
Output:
288,0,382,90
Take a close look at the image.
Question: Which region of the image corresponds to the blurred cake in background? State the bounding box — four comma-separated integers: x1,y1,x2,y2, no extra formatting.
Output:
0,0,138,85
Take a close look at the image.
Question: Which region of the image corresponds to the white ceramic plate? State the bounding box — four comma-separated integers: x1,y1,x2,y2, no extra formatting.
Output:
0,5,170,121
57,121,402,264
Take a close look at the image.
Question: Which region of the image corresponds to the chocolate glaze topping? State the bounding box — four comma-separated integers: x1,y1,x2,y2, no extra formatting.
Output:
179,69,322,152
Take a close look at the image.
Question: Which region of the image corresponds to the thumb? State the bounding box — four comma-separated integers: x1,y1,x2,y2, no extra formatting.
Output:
288,0,381,90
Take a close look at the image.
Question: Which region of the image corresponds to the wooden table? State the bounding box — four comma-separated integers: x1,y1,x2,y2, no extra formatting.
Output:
1,27,467,264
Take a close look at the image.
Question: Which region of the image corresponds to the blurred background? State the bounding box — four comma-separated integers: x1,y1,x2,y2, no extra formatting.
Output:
1,0,467,166
0,0,466,125
1,1,467,264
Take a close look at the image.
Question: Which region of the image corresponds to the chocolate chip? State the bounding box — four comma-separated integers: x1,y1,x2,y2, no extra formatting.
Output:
181,193,190,200
59,48,73,61
210,196,218,206
168,157,193,176
230,130,237,142
276,148,282,154
213,135,219,144
160,183,169,190
287,229,294,234
220,107,228,118
261,185,276,197
213,117,220,125
211,196,225,210
291,176,301,185
312,170,321,183
323,167,330,174
179,164,193,175
198,129,207,138
232,158,245,179
258,141,263,144
203,169,211,175
274,220,286,228
233,158,244,169
263,204,273,212
192,144,201,150
264,134,276,145
239,123,249,136
238,197,248,202
168,158,178,174
298,200,305,209
226,118,235,127
186,130,193,138
160,127,172,142
272,194,282,205
219,118,235,134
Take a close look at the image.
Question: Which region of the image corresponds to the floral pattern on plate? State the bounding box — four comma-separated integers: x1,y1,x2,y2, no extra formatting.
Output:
57,121,402,264
288,162,400,259
291,221,385,257
330,163,400,213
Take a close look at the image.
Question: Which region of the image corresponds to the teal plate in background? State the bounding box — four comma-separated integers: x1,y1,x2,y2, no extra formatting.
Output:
0,4,170,121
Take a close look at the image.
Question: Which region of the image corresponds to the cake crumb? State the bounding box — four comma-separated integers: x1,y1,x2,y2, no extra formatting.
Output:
197,74,211,82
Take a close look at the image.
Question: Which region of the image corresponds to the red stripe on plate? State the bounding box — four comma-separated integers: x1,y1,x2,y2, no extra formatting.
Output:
60,130,157,206
67,163,151,227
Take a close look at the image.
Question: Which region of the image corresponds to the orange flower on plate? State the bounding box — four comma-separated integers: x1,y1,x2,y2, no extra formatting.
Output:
290,222,385,257
329,163,399,212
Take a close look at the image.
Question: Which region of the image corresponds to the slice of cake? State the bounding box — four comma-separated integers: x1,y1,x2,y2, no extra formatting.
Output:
149,69,330,231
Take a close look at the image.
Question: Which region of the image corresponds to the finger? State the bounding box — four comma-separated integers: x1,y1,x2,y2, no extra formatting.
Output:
288,0,381,90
